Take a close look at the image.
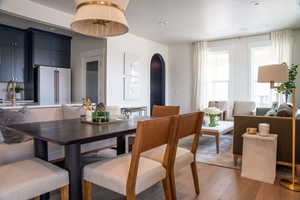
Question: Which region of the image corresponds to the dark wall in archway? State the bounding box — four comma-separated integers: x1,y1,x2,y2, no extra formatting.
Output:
150,53,166,112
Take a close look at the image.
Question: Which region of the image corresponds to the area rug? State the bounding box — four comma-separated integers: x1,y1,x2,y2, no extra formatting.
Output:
179,133,241,170
83,133,241,170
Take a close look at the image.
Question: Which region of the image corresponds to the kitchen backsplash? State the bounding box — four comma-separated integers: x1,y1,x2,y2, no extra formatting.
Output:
0,82,8,100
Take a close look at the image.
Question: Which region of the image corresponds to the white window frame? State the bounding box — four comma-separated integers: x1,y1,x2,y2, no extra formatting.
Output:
206,46,232,102
248,40,276,107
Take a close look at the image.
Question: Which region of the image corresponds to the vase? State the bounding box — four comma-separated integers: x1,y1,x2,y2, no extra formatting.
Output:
16,93,21,100
86,110,92,122
209,115,217,127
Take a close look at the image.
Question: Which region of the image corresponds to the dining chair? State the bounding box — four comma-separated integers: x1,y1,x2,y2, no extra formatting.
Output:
142,112,204,199
0,158,69,200
152,105,180,117
127,105,180,152
83,116,178,200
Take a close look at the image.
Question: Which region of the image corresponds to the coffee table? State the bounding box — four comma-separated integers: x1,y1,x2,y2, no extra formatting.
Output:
200,121,234,153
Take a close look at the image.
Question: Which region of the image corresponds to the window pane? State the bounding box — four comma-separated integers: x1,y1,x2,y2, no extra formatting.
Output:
206,50,230,102
251,45,275,107
207,81,228,101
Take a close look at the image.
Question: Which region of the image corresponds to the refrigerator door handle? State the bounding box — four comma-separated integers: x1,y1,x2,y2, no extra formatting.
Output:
54,70,60,104
57,70,60,104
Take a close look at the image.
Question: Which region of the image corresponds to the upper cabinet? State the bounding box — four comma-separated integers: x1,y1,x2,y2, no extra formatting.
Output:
0,25,25,82
29,29,71,68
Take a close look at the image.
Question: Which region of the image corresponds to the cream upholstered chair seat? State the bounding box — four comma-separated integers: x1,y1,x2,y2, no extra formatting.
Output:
142,145,194,172
84,154,166,195
0,158,69,200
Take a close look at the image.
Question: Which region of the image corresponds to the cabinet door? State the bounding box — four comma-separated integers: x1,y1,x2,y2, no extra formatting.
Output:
0,26,15,46
32,31,52,66
51,36,71,68
0,45,13,82
13,47,25,82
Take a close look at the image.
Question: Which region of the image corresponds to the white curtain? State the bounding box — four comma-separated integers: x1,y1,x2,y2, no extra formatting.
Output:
271,29,293,65
192,41,208,111
271,29,294,104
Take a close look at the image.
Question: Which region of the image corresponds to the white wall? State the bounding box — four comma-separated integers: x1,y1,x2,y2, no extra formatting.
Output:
71,36,106,103
106,33,168,110
168,43,193,113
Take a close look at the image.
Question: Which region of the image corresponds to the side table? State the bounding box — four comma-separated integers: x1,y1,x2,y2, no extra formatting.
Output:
241,133,278,184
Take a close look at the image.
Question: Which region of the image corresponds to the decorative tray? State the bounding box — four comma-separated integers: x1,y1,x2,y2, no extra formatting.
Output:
80,119,128,125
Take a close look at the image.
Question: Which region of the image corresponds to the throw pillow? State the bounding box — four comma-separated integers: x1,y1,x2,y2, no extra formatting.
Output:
0,108,32,144
277,103,292,117
265,109,277,116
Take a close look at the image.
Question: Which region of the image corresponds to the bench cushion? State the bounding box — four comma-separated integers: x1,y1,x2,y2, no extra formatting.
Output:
84,155,166,195
142,145,194,171
0,158,68,200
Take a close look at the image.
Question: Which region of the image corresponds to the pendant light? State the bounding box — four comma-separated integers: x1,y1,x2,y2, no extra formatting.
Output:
71,0,129,37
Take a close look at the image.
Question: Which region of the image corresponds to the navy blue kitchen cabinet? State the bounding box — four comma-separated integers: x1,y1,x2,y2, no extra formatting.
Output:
0,25,25,82
29,29,71,68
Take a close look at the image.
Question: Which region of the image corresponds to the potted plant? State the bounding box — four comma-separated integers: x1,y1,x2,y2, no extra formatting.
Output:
10,85,24,100
276,64,298,102
203,107,222,127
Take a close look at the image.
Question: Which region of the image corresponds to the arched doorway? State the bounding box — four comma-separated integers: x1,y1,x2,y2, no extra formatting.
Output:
150,53,165,112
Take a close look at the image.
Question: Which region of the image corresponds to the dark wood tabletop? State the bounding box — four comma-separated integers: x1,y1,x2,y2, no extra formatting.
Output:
7,117,151,145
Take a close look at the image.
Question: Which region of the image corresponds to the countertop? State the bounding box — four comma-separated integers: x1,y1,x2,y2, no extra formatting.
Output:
0,102,82,110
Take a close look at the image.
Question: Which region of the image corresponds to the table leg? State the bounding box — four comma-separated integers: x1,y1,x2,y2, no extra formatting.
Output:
117,135,126,155
215,134,220,154
65,144,82,200
34,139,50,200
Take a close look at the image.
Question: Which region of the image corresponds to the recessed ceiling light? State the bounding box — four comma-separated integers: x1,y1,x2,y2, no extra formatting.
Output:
158,20,169,27
249,0,261,6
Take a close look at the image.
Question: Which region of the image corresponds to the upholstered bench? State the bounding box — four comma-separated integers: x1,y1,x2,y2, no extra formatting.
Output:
0,158,69,200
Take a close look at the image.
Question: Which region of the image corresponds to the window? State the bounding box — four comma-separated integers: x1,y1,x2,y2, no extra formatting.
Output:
206,50,230,102
250,43,276,107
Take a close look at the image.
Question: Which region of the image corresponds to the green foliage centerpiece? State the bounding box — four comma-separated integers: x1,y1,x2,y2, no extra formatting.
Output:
203,107,222,127
276,64,298,102
93,103,110,122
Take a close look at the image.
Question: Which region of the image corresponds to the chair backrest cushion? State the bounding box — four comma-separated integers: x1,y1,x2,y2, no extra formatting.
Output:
208,101,228,111
232,101,256,116
152,105,180,117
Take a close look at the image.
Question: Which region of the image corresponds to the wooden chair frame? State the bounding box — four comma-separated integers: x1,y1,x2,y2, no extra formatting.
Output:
152,105,180,117
169,112,204,200
84,117,179,200
34,185,69,200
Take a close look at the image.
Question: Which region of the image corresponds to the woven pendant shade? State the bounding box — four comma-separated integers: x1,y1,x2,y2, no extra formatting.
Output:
71,0,129,37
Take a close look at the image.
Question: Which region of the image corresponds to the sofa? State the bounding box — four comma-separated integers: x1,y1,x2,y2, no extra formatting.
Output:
233,104,300,171
0,105,116,165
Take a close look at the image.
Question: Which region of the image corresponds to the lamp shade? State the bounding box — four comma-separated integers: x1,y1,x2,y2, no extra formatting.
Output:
257,64,288,83
71,0,129,37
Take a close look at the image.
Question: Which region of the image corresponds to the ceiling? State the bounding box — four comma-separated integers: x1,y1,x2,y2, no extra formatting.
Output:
30,0,300,44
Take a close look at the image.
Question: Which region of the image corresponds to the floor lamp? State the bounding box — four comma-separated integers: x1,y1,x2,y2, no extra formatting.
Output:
258,64,300,191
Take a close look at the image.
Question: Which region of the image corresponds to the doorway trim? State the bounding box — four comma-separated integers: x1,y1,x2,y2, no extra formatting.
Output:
81,48,106,104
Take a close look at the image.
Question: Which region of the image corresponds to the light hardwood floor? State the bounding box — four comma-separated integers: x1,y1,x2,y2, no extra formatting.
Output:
51,163,300,200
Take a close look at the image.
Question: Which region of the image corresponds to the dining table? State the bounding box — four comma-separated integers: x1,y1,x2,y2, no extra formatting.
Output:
7,117,150,200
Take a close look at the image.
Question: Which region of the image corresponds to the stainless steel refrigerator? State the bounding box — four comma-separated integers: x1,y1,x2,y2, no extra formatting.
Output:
38,66,71,105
